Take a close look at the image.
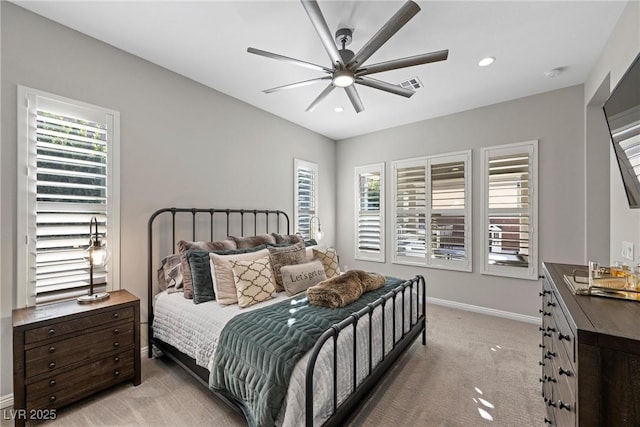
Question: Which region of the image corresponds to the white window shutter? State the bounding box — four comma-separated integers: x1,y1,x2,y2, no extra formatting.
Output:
355,163,385,262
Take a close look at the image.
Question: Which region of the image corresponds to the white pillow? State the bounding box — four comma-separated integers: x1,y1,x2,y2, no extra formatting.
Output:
209,248,270,305
281,260,327,296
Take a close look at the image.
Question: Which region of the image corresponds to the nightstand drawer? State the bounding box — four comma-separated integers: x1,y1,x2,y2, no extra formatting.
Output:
25,307,134,345
26,350,135,411
25,321,134,379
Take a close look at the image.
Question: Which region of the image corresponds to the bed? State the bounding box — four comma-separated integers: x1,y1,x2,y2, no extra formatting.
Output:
147,207,426,427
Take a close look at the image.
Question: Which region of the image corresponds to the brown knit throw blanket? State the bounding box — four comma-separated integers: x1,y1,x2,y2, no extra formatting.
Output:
306,270,386,308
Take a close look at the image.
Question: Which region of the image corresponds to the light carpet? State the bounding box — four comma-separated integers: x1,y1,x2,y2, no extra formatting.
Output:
6,303,545,427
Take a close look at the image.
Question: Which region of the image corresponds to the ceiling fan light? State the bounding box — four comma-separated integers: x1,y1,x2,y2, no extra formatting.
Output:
333,70,355,87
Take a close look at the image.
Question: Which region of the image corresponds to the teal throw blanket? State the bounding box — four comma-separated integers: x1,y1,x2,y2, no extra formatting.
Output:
209,277,405,427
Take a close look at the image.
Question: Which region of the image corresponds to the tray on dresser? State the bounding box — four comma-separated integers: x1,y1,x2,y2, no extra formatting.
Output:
563,271,640,302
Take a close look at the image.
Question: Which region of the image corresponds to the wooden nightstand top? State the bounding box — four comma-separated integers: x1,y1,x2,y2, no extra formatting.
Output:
12,289,139,328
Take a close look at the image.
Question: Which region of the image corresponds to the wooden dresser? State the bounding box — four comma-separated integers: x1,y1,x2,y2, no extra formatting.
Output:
541,262,640,426
12,290,141,426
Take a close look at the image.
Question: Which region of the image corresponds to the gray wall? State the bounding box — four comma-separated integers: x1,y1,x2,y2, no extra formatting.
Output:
335,85,585,318
0,2,335,398
583,0,640,267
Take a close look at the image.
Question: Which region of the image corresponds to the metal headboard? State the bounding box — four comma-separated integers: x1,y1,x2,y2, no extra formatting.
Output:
147,207,290,351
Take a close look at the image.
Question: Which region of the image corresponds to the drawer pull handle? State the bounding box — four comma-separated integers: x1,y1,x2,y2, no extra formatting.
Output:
114,328,120,335
545,375,557,383
547,301,556,307
558,367,573,377
114,356,120,362
113,313,120,319
544,417,552,425
539,344,545,349
539,361,545,367
49,395,56,403
49,379,56,387
559,400,572,411
558,332,571,341
113,342,120,348
543,332,552,337
545,351,556,359
48,329,55,336
49,346,56,353
547,400,557,408
538,327,544,332
546,326,556,333
114,370,120,376
48,362,56,369
539,377,545,383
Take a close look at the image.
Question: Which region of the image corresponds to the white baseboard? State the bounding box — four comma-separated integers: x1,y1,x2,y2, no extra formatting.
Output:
426,297,541,325
0,393,13,409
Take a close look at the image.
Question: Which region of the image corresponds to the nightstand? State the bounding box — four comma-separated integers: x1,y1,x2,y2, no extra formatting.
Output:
12,290,141,426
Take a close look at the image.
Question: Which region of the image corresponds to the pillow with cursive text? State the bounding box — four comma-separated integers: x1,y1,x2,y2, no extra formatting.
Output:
280,260,327,296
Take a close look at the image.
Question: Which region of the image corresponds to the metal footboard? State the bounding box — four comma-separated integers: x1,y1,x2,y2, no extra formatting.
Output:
305,275,426,427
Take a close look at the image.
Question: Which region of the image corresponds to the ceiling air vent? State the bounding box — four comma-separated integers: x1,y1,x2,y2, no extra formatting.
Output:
399,77,424,90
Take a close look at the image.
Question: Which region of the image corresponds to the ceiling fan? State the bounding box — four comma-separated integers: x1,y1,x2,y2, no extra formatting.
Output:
247,0,448,113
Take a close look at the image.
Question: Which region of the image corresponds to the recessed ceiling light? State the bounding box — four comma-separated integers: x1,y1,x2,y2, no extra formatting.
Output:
478,57,495,67
334,107,344,113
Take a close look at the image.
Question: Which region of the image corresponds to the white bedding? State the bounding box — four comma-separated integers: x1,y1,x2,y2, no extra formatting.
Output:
153,286,419,427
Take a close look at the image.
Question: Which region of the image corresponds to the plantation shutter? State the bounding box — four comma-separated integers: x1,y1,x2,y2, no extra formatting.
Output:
35,109,109,303
429,159,468,264
355,164,385,262
295,160,318,240
394,163,426,261
482,141,537,280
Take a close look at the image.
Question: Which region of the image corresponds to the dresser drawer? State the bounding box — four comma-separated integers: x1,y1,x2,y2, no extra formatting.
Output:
26,350,135,411
25,321,134,379
551,294,575,363
25,307,134,345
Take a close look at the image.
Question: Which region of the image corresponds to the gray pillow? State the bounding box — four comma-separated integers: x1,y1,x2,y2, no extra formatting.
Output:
267,242,307,291
271,233,304,245
177,239,237,299
186,250,215,304
281,260,327,296
229,234,277,249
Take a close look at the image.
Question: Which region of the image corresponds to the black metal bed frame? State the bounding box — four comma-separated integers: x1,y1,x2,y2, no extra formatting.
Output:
147,207,426,426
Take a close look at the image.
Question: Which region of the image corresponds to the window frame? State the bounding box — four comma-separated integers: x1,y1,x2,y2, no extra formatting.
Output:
354,162,385,263
392,150,472,271
480,140,538,280
17,85,121,307
293,158,319,241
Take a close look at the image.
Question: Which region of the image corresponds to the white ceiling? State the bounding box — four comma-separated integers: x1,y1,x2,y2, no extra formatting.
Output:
12,0,629,140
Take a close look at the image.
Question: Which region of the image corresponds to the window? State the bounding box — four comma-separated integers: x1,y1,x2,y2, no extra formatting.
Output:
17,86,120,306
480,140,538,280
392,151,471,271
355,163,385,262
294,159,318,241
427,152,472,270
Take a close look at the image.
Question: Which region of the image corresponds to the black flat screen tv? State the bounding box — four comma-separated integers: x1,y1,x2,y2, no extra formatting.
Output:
603,52,640,208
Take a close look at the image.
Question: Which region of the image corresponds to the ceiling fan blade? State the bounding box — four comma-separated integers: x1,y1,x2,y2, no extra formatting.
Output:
263,76,332,94
247,47,332,73
306,83,335,112
356,76,415,98
345,85,364,113
356,50,449,76
300,0,344,68
347,0,420,70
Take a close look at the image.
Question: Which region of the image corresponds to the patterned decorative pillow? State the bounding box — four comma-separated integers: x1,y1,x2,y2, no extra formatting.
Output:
229,234,276,249
280,260,327,296
177,239,236,298
267,242,307,291
312,247,341,278
186,251,215,304
209,248,270,305
270,233,304,245
230,256,276,308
